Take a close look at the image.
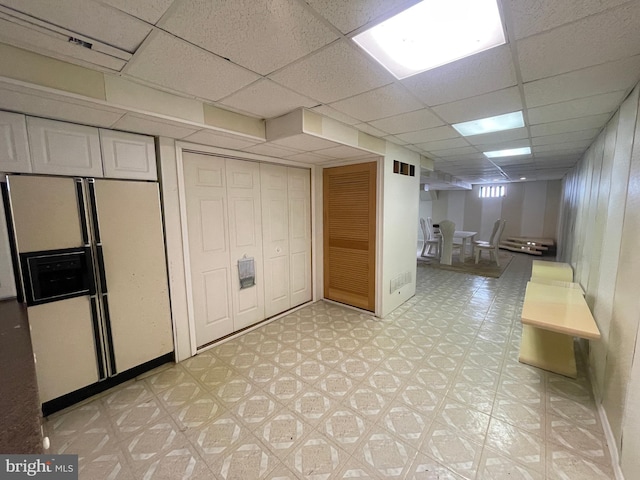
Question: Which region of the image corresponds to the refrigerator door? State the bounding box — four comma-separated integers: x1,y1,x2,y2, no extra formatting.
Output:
6,175,85,252
28,296,101,402
92,179,173,373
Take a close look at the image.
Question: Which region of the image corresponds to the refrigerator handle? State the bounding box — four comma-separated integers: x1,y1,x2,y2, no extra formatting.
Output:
87,179,101,244
101,294,117,376
88,179,108,292
90,296,107,380
74,179,89,246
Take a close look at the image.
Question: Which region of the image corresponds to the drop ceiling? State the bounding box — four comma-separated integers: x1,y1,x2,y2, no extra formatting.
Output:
0,0,639,185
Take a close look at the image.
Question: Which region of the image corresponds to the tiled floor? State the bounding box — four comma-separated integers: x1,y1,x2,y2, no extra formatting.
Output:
44,254,615,479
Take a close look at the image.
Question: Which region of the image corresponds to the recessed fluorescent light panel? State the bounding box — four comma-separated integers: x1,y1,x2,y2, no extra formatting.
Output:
483,147,531,158
452,111,524,136
352,0,506,79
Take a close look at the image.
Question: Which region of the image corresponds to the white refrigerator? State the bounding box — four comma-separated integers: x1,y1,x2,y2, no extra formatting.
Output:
4,174,174,414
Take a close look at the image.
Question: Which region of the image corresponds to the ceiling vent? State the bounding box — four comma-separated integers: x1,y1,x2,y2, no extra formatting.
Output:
0,6,131,72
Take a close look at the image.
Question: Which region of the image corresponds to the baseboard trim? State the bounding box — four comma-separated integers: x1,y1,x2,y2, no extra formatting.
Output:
587,353,625,480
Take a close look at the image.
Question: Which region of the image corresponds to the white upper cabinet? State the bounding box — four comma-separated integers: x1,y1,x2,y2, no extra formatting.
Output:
0,111,32,173
27,117,103,177
100,129,157,181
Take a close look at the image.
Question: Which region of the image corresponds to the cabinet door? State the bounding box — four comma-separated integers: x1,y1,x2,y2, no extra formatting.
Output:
0,111,31,173
100,129,157,180
27,117,103,177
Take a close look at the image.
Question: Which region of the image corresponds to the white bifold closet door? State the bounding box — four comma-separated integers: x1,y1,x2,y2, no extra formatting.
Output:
261,164,312,317
183,152,234,346
184,152,310,348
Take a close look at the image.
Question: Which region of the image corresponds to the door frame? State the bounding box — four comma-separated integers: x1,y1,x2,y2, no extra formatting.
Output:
173,141,317,356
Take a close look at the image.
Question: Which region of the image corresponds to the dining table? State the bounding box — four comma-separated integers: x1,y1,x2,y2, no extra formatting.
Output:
435,229,477,264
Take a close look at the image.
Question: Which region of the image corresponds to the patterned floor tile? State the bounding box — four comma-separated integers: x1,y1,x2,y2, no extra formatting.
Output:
133,442,214,479
110,397,166,440
156,379,207,412
435,399,491,444
122,418,189,470
256,411,313,457
78,447,136,480
485,418,545,472
168,392,224,431
316,408,370,454
233,392,279,426
352,427,417,478
209,434,281,480
290,389,336,426
447,382,496,415
381,401,433,448
345,386,390,421
102,382,155,418
407,453,465,479
318,371,355,400
546,415,611,467
421,422,483,479
546,394,601,432
546,444,615,479
397,382,443,417
266,374,305,402
477,447,544,480
185,410,251,463
284,431,348,480
492,394,545,437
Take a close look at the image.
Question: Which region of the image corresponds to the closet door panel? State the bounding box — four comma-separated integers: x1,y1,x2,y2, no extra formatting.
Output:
226,158,265,330
261,163,290,318
289,167,312,307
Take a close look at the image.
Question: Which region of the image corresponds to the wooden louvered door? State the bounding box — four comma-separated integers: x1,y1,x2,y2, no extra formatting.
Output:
323,162,377,311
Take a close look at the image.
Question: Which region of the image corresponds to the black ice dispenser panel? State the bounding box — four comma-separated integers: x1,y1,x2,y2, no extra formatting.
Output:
20,248,95,306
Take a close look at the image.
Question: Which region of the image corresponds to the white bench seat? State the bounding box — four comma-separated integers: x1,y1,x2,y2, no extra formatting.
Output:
519,281,600,378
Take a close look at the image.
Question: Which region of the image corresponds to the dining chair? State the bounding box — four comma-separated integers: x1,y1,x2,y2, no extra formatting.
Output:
473,218,502,257
439,220,461,265
419,218,440,257
474,220,506,266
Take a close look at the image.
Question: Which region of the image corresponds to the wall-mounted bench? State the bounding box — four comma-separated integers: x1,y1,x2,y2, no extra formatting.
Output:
519,261,600,378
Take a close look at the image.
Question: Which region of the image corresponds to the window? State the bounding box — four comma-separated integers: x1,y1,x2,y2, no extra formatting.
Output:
479,185,505,198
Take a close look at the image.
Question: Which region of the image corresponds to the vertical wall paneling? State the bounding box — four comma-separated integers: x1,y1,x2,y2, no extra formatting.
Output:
558,83,640,478
602,86,640,450
500,183,524,240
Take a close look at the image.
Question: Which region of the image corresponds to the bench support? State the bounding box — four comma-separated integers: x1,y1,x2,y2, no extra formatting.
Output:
519,325,577,378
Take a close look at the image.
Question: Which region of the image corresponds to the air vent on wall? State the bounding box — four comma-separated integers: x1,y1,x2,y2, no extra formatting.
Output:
0,6,131,72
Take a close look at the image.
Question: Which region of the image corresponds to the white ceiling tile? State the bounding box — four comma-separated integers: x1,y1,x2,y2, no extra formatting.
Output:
283,151,333,164
160,0,338,75
355,123,389,137
126,31,260,102
271,133,338,151
304,0,419,34
491,156,535,166
517,3,640,82
182,129,262,149
368,108,444,134
98,0,175,24
383,135,409,145
242,143,302,158
534,149,585,158
269,40,394,103
465,128,530,146
523,56,640,108
424,146,479,158
218,79,317,119
432,87,523,124
310,105,360,125
0,0,152,52
313,145,369,159
330,84,421,122
529,114,611,137
111,112,199,138
401,45,517,106
506,0,630,40
416,138,470,152
396,126,459,144
531,129,601,146
533,140,592,153
0,85,126,127
527,92,626,124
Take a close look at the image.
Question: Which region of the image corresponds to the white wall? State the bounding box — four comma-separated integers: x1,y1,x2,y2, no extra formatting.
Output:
418,197,433,241
380,143,420,317
557,83,640,479
420,181,561,244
